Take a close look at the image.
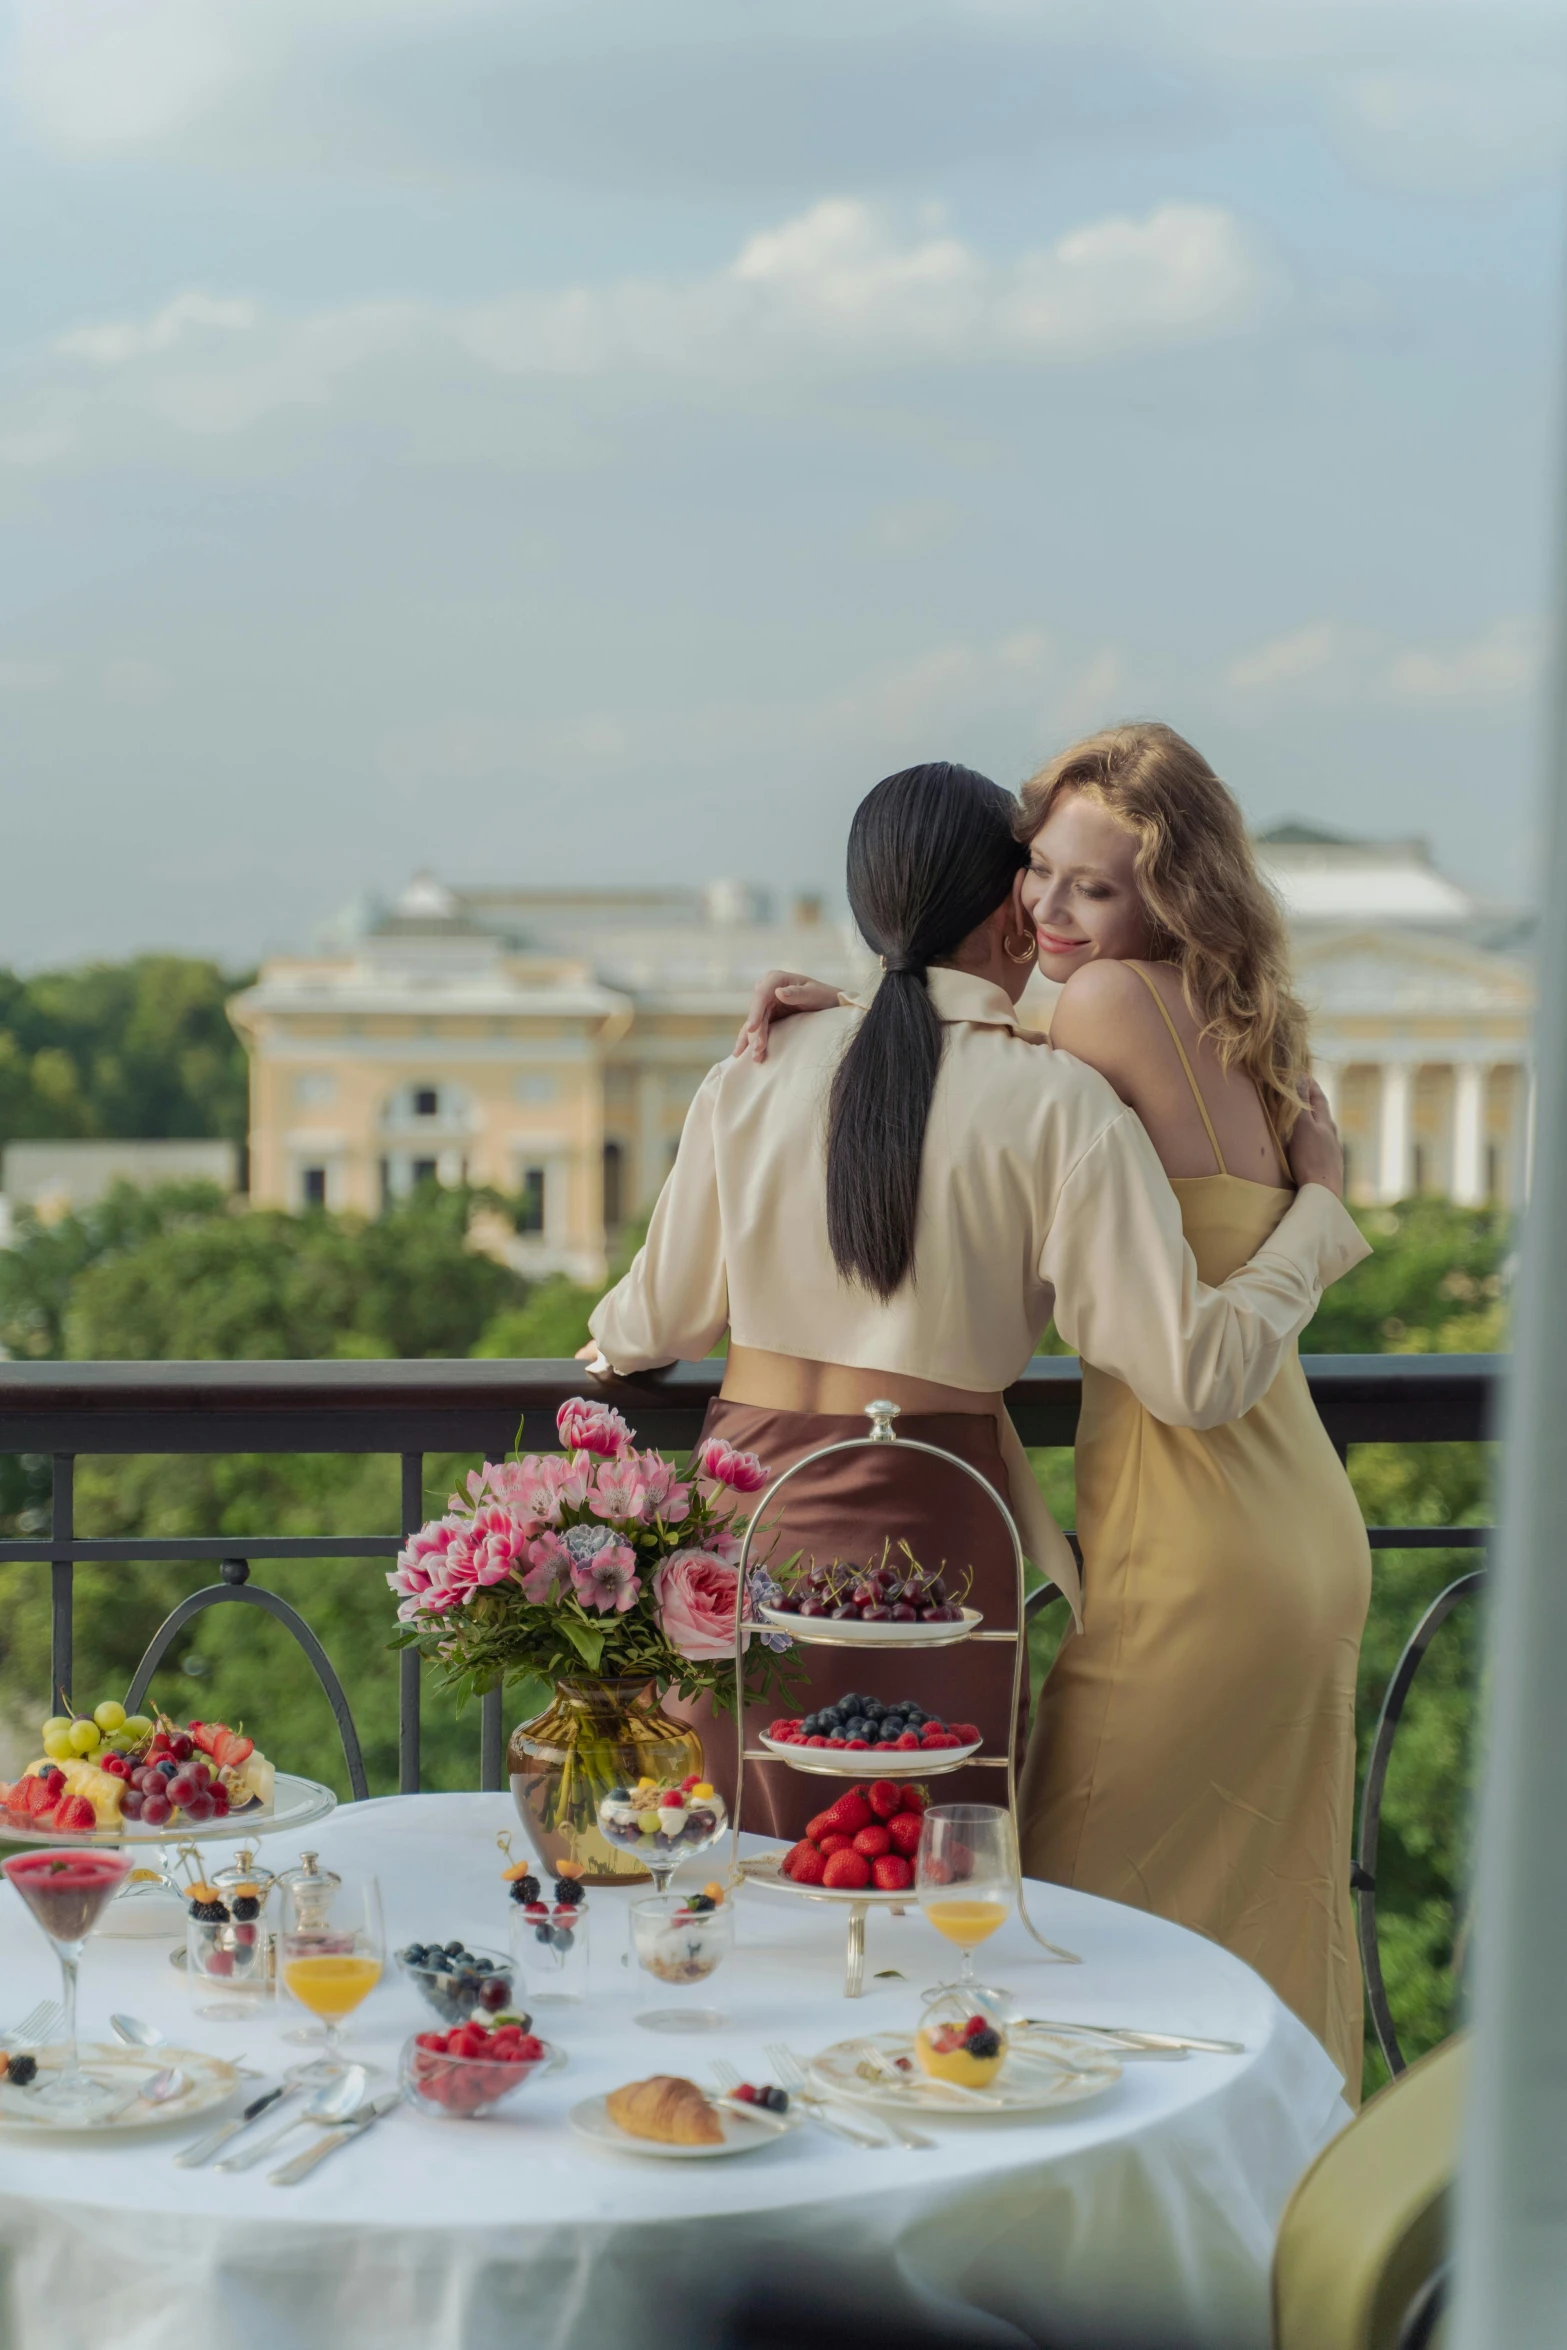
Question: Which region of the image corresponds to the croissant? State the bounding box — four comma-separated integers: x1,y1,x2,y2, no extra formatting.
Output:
606,2074,724,2146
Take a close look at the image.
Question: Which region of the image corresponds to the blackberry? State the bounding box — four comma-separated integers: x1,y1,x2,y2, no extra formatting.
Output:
552,1880,585,1908
685,1893,716,1914
232,1895,260,1923
5,2054,37,2088
514,1874,540,1905
763,2085,788,2113
189,1897,230,1924
965,2026,1002,2060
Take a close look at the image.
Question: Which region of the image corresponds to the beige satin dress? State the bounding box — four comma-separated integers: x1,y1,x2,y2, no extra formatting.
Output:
1021,973,1372,2097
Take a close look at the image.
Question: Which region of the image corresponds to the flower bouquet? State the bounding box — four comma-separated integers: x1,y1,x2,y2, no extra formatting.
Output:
390,1399,796,1881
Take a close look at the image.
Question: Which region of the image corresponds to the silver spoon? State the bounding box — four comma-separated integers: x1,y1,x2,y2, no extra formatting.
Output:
102,2066,188,2121
215,2065,369,2172
110,2013,166,2050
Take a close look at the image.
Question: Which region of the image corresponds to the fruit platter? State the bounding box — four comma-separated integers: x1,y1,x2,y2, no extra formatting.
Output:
759,1691,982,1775
0,1699,334,1846
741,1780,932,1903
757,1545,983,1647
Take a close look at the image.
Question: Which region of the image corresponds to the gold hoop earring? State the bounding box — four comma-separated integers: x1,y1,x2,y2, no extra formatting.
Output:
1003,932,1037,965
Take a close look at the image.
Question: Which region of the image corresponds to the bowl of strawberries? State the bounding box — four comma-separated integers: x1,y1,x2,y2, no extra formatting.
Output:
775,1780,930,1896
399,2018,559,2120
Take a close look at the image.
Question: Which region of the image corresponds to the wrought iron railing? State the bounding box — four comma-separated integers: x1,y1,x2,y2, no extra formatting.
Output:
0,1352,1498,2071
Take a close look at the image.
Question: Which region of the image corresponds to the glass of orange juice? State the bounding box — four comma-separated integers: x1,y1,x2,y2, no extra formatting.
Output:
916,1804,1015,2001
279,1871,385,2072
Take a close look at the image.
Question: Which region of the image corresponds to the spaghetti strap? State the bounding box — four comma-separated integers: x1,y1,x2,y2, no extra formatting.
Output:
1127,964,1227,1176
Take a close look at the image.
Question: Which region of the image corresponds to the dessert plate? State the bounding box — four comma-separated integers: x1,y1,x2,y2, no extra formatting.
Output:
0,2044,241,2133
809,2030,1121,2118
0,1771,336,1849
568,2092,803,2159
757,1732,983,1776
757,1605,984,1649
737,1850,911,1907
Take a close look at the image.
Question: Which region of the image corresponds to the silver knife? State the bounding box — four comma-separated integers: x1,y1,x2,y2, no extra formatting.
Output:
1020,2018,1245,2055
268,2093,400,2186
174,2080,290,2168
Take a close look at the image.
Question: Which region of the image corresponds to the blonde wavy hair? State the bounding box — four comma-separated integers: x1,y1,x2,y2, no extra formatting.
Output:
1016,721,1311,1138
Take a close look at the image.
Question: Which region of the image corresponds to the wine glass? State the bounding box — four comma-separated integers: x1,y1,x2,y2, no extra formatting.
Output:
278,1871,385,2073
916,1804,1015,2002
2,1847,133,2116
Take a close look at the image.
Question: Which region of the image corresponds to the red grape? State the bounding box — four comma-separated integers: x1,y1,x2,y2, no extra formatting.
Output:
141,1793,171,1826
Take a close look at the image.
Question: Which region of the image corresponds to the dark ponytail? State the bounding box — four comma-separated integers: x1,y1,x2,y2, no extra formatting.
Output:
826,761,1024,1298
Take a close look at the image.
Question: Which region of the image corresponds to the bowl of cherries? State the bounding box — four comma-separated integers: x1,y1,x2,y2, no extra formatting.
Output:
761,1546,976,1637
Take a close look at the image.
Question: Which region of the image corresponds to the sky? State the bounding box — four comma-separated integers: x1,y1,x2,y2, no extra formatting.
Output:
1,0,1565,968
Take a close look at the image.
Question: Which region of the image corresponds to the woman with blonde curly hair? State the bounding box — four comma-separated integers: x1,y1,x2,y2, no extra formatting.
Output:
736,722,1371,2098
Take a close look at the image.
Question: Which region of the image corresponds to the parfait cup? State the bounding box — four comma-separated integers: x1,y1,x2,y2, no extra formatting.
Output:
630,1892,734,2034
2,1848,133,2116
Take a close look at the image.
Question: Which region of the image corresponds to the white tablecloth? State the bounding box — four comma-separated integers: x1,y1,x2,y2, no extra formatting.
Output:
0,1795,1348,2350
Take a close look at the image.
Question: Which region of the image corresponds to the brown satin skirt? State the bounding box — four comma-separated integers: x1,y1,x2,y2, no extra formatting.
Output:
666,1398,1027,1840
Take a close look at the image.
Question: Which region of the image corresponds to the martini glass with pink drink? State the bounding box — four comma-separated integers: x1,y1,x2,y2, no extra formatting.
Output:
3,1848,133,2113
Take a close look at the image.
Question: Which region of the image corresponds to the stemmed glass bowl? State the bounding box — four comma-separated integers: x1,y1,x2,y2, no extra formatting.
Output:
278,1870,385,2073
2,1847,133,2116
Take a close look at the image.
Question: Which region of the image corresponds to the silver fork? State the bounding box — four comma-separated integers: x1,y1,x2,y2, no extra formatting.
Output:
1,2001,63,2050
713,2054,880,2149
765,2042,931,2151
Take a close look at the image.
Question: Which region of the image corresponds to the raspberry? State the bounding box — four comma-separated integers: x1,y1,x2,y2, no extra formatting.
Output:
894,1732,920,1750
867,1780,901,1820
886,1812,923,1857
821,1848,871,1890
852,1823,891,1859
871,1853,912,1893
847,1739,870,1750
950,1723,982,1744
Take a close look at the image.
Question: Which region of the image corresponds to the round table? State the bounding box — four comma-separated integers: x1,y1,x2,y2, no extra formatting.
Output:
0,1794,1349,2350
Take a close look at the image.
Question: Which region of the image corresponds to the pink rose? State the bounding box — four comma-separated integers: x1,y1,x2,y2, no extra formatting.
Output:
557,1397,632,1458
697,1437,770,1495
653,1549,752,1660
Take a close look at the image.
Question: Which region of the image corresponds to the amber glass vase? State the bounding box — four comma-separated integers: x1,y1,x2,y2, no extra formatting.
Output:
507,1679,704,1887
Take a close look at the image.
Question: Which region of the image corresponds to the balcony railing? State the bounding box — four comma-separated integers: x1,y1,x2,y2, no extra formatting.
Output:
0,1352,1498,2074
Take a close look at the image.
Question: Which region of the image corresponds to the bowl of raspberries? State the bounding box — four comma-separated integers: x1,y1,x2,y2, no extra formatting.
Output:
400,2019,555,2119
762,1692,981,1766
779,1780,930,1894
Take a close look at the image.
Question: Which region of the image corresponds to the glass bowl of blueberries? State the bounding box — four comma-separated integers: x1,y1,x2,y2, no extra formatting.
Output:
396,1940,520,2027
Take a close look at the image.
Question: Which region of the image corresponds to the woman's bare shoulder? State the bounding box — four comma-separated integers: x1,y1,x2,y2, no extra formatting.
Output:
1050,959,1163,1073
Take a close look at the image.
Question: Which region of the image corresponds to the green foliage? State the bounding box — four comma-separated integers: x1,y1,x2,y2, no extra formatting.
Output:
0,958,249,1146
1303,1198,1511,1355
473,1277,596,1361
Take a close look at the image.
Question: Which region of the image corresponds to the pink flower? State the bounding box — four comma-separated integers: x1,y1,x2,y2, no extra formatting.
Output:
589,1457,654,1523
467,1505,542,1590
389,1517,469,1611
653,1549,751,1660
557,1397,632,1458
638,1453,691,1523
521,1528,573,1603
697,1437,770,1494
566,1529,641,1613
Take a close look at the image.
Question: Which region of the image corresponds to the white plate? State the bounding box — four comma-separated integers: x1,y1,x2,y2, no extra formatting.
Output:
0,1771,336,1848
809,2030,1121,2117
0,2043,241,2134
757,1604,984,1648
757,1732,983,1776
569,2091,803,2159
737,1850,912,1908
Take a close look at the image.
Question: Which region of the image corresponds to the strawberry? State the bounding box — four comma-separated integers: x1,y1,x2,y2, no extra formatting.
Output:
817,1833,855,1859
212,1728,254,1770
806,1811,837,1844
821,1848,871,1891
867,1779,901,1820
871,1853,913,1893
886,1811,923,1857
898,1784,929,1812
782,1840,814,1879
790,1844,827,1885
852,1823,891,1859
57,1794,96,1832
819,1790,873,1838
22,1775,55,1818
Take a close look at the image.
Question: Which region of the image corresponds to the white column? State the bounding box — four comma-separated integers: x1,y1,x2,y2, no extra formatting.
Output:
1451,1062,1487,1206
635,1069,663,1212
1377,1062,1413,1203
1313,1060,1343,1121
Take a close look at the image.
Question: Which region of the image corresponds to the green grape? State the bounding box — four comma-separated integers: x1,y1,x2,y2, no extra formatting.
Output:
68,1718,101,1754
122,1715,153,1741
93,1700,127,1733
41,1715,71,1743
42,1728,76,1762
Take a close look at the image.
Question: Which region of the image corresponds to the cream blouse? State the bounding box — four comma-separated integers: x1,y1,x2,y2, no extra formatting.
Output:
589,967,1369,1619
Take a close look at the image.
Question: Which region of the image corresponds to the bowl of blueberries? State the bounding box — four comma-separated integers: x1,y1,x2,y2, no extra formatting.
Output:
797,1694,939,1750
397,1940,520,2027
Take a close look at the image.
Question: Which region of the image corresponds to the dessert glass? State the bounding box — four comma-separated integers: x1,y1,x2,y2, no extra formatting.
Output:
629,1892,734,2034
510,1901,590,2005
595,1781,727,1897
2,1848,133,2116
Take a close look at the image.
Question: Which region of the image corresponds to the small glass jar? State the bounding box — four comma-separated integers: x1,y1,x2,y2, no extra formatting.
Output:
186,1882,270,2018
272,1850,339,1929
509,1892,590,2005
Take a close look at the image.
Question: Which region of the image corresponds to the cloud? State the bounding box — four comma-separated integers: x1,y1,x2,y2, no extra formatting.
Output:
15,196,1275,467
1226,621,1346,694
1385,616,1543,706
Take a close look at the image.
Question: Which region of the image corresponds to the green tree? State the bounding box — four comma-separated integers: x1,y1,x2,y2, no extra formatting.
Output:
0,958,250,1146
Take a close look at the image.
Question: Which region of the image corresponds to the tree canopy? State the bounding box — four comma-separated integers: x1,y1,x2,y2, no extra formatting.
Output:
0,957,250,1147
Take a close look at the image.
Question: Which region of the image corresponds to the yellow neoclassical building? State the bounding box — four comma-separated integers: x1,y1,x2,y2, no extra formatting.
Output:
231,829,1535,1281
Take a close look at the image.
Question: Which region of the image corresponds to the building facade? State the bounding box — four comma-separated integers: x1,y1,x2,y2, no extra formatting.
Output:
230,829,1534,1278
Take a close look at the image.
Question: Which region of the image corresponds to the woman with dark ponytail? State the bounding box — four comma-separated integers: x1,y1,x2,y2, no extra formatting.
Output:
587,761,1364,1840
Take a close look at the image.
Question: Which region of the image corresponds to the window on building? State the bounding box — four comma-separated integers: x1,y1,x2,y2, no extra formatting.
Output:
414,1087,439,1118
412,1158,439,1189
302,1166,328,1208
603,1140,624,1230
517,1166,546,1234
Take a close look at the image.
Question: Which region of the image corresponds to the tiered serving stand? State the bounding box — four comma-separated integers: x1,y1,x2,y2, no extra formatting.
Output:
729,1399,1078,1994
